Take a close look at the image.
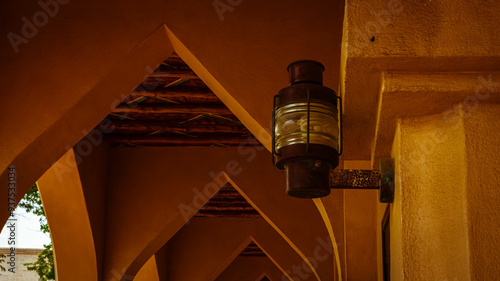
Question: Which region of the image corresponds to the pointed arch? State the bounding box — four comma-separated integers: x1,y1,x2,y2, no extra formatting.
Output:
37,149,98,281
163,217,306,281
102,147,334,280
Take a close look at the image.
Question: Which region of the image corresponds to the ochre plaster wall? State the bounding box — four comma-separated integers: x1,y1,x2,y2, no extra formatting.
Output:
391,107,470,280
342,0,500,161
463,104,500,280
390,104,500,280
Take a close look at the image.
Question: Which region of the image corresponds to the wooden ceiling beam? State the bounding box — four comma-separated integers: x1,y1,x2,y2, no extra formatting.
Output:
193,211,262,218
206,197,251,203
239,242,266,257
127,91,220,104
138,77,207,89
106,115,241,124
149,69,198,79
113,105,233,115
104,135,261,146
199,205,257,211
131,89,216,98
101,121,248,135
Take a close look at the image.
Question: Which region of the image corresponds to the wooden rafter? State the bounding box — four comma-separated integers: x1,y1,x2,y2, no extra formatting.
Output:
149,69,198,79
105,135,261,146
194,183,261,218
129,90,219,103
113,104,233,116
102,121,249,135
239,242,266,257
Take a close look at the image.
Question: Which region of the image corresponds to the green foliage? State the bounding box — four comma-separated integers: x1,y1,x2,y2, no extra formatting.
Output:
18,184,55,280
18,184,49,234
23,244,55,281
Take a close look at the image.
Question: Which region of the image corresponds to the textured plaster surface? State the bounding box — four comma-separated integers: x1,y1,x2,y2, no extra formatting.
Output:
463,104,500,280
373,71,500,167
393,108,470,280
343,0,500,161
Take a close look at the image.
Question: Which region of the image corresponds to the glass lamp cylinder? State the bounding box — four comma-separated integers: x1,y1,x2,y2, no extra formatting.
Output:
275,101,339,151
273,60,340,198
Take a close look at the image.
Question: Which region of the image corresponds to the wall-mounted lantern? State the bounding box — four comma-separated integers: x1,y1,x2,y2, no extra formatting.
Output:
272,60,342,199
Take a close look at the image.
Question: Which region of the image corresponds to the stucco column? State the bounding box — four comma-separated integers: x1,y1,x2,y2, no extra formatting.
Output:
390,104,500,280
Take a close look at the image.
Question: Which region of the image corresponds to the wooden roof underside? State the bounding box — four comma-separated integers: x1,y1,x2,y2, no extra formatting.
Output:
100,53,261,147
194,183,261,218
